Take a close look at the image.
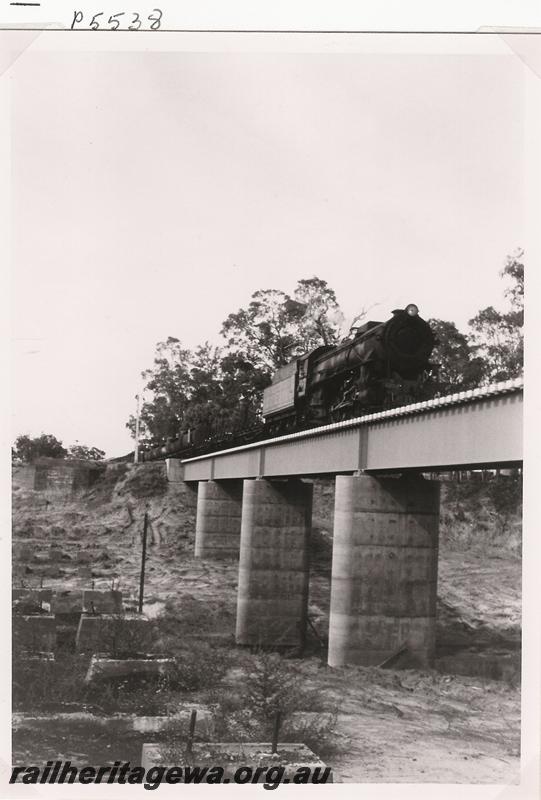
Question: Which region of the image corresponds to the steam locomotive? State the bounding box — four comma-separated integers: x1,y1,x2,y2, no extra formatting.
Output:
141,304,436,461
263,303,436,434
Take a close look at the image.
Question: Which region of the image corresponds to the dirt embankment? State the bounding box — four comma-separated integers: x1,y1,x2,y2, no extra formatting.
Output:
12,464,522,784
12,463,198,607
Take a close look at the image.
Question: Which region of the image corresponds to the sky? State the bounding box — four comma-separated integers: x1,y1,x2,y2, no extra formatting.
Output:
9,34,531,456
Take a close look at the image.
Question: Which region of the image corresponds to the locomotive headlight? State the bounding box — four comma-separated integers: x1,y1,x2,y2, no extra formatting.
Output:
405,304,419,317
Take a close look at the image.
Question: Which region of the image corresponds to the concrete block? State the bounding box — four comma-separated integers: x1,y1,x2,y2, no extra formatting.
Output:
75,612,152,654
133,706,214,738
19,651,55,662
51,590,84,615
12,588,53,613
12,587,53,602
82,589,123,614
435,650,521,683
13,614,56,652
141,742,332,783
12,707,214,738
85,654,177,684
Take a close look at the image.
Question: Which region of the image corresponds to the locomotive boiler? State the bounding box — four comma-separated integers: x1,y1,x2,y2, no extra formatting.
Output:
262,304,436,433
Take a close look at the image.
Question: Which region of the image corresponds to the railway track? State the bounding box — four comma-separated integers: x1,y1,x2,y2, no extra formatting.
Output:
162,377,523,464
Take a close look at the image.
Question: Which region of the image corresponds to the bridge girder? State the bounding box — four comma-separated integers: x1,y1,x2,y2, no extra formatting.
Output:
180,382,523,481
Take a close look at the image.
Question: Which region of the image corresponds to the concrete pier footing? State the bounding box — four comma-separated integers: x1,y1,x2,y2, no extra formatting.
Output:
141,742,331,781
328,474,440,668
235,479,312,649
82,589,123,614
75,612,152,654
195,480,243,559
85,654,175,684
13,614,56,652
12,588,53,610
51,590,84,616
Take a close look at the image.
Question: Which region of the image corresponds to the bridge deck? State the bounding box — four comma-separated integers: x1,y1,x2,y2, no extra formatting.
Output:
180,379,523,481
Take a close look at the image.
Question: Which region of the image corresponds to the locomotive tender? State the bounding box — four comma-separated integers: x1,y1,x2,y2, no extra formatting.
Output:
141,304,435,461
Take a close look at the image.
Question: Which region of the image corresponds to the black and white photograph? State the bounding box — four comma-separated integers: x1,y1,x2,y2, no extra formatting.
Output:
4,26,539,794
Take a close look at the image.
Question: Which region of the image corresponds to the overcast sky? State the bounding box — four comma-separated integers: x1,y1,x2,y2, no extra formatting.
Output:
10,35,530,456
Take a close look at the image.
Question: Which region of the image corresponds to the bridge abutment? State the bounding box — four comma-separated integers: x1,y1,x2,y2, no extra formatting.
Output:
235,478,312,649
194,480,243,559
165,458,184,483
328,474,440,668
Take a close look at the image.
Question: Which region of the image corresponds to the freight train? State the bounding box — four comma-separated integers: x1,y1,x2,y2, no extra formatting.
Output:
141,304,436,461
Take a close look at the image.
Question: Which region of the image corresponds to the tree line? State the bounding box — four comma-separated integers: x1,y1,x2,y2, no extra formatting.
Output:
128,251,523,449
12,250,523,461
12,436,105,464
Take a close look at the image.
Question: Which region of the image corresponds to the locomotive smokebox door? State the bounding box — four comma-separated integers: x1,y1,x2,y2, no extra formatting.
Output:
384,307,435,380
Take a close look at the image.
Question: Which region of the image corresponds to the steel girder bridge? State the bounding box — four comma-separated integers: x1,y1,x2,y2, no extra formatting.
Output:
178,378,523,482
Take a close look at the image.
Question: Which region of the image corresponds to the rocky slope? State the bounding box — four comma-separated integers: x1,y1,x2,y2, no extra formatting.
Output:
12,463,522,783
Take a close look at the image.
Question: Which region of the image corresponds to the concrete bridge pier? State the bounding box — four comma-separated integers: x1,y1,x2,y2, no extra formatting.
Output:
194,480,243,559
235,478,312,649
328,474,440,668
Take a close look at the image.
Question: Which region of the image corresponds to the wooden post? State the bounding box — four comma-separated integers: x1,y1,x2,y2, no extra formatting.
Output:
134,394,141,464
186,709,197,758
138,511,148,614
271,711,281,754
